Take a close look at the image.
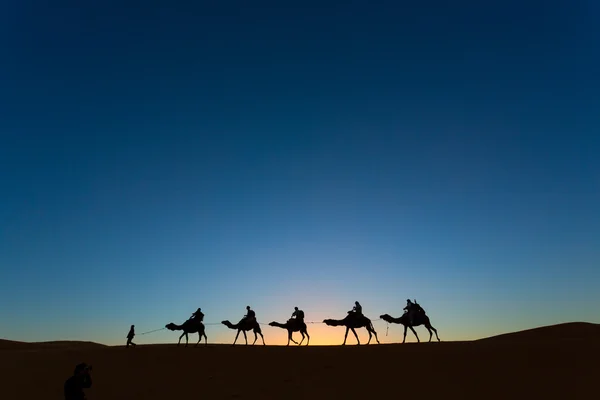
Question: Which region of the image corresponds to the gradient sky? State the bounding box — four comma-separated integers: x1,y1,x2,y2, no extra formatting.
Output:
1,1,599,346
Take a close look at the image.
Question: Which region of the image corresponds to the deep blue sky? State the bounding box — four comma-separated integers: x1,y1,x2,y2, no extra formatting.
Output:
1,1,599,345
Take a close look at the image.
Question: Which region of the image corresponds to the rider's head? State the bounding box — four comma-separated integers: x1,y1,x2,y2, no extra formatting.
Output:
197,308,201,312
246,306,250,310
294,307,298,310
407,299,411,303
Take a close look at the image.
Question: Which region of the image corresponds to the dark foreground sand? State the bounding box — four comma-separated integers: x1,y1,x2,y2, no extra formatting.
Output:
2,322,599,400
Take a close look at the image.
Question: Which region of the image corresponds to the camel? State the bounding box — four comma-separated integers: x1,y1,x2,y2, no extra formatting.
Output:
380,312,441,343
221,319,265,346
268,319,310,346
165,319,207,347
323,312,380,345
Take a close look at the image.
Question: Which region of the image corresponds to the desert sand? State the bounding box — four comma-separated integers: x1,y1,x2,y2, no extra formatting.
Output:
2,322,598,400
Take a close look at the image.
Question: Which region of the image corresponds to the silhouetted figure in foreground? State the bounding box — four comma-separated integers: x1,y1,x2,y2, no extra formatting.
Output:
221,307,265,345
126,325,136,348
323,309,380,345
64,363,92,400
380,307,441,343
165,315,208,346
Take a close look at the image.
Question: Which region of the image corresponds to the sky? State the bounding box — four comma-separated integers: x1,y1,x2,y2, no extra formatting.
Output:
0,0,599,346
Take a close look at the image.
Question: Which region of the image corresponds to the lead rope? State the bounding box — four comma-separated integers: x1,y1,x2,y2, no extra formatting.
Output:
139,327,166,335
386,322,389,337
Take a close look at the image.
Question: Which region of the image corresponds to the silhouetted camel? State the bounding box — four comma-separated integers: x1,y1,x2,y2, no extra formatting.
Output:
323,313,380,345
268,319,310,346
380,312,441,343
221,319,265,346
165,320,207,347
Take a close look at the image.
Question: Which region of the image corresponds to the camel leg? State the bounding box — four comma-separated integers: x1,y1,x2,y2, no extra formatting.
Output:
185,332,190,347
366,327,372,344
196,333,201,347
298,332,305,346
351,328,360,345
342,327,350,345
369,324,380,344
243,330,248,345
366,325,379,344
409,326,420,342
287,331,292,346
305,330,310,346
290,331,299,345
233,330,241,346
258,331,265,345
426,323,441,342
204,332,208,345
403,326,408,343
252,330,258,345
177,332,185,346
426,326,433,342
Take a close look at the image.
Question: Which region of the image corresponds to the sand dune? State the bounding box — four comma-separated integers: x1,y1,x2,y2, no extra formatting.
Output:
2,322,598,399
0,339,106,351
476,322,600,343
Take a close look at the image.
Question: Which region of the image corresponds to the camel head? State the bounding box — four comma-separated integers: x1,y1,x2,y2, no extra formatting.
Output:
323,319,343,327
165,323,178,331
379,314,394,323
221,320,234,329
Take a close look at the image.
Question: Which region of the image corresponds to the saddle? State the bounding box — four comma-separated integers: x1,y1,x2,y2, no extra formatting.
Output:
186,318,202,328
347,312,366,324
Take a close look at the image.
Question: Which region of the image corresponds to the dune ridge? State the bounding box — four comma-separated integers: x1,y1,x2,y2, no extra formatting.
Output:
476,321,600,343
0,339,107,351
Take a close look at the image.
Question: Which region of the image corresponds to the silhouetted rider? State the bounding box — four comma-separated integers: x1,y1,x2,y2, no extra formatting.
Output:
244,306,256,324
291,306,305,322
64,363,92,400
350,301,363,318
404,299,417,325
190,308,204,322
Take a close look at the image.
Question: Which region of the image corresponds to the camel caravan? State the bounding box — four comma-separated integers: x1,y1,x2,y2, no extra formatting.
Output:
163,299,441,347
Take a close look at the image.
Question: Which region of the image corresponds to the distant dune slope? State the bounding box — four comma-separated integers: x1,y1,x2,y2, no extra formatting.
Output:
477,322,600,343
0,339,106,351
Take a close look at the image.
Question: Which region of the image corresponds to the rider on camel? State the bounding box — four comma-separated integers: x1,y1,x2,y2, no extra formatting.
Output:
350,301,363,320
404,299,416,325
290,306,305,325
190,308,204,323
244,306,256,324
